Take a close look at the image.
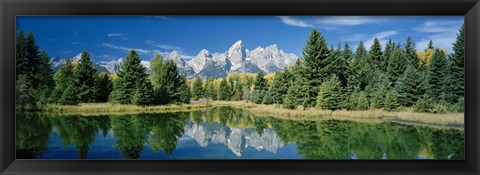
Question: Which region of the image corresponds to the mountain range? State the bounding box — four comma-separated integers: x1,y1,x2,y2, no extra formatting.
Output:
50,40,298,79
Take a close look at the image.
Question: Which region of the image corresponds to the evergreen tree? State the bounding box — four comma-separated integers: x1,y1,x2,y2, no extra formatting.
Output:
387,48,408,87
50,59,75,104
449,24,465,104
299,29,332,107
427,40,434,50
58,84,78,105
262,91,274,105
284,82,302,109
16,75,37,110
427,48,448,103
205,77,217,100
268,70,292,104
191,77,204,100
356,91,369,110
95,72,113,103
110,50,148,104
383,90,399,112
404,36,419,68
35,51,54,105
132,79,155,106
413,94,435,113
345,85,360,110
342,42,353,61
384,39,394,59
316,74,345,110
348,41,373,91
16,30,28,78
368,37,383,70
73,51,98,103
251,72,268,104
366,71,390,109
395,66,424,107
218,79,231,100
25,32,40,88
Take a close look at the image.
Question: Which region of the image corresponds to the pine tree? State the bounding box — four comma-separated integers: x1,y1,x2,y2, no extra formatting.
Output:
413,94,435,113
218,79,231,100
25,32,40,88
427,40,434,50
404,36,419,68
251,72,268,104
35,51,54,105
191,77,204,100
368,37,383,70
16,75,37,110
356,91,369,110
268,70,292,104
110,50,148,104
348,41,373,91
316,74,345,110
383,90,399,112
387,48,408,87
50,59,75,104
284,82,303,109
205,77,217,100
299,29,332,107
366,71,390,109
427,48,448,103
132,79,155,106
58,84,78,105
395,66,424,107
345,85,360,110
95,72,113,103
73,51,98,103
16,30,28,78
342,42,353,61
449,24,465,104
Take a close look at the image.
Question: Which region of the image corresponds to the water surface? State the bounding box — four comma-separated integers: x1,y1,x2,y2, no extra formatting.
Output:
16,107,464,160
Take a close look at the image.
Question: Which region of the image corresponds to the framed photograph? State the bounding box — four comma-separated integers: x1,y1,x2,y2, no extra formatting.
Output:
1,0,479,174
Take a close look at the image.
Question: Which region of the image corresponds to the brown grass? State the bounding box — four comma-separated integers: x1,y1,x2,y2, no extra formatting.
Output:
41,100,464,125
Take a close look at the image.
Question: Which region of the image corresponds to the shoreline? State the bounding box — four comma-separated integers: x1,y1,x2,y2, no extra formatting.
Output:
36,100,464,127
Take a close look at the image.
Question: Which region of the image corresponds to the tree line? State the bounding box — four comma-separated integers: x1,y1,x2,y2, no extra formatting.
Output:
17,25,464,113
186,25,464,113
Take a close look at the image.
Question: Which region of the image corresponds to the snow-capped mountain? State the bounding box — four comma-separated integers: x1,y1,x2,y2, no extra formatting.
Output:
52,41,298,79
51,53,109,74
164,50,196,79
99,58,124,74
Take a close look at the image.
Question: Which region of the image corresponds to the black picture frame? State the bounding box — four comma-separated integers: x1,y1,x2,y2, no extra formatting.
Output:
1,0,479,174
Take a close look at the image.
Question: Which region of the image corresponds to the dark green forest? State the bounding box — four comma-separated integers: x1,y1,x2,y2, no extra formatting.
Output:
16,24,465,113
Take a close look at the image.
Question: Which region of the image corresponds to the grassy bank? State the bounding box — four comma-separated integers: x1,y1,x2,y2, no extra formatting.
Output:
40,100,464,125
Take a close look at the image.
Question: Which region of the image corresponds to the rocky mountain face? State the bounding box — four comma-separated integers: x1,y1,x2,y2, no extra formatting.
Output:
183,121,284,157
51,40,298,79
51,53,109,74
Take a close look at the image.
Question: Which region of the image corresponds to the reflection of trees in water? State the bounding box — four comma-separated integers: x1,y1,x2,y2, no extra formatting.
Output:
266,118,464,159
16,107,464,160
148,113,189,154
111,115,149,159
16,113,52,159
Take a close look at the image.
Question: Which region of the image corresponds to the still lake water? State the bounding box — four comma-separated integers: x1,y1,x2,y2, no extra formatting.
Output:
16,107,464,160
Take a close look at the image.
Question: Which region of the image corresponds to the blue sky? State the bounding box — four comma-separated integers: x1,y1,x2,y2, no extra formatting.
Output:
16,16,463,62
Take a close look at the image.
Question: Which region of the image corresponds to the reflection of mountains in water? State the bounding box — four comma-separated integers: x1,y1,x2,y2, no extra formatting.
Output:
183,121,284,157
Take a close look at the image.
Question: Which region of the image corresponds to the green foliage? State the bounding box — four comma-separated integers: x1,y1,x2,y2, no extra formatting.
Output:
110,50,148,104
58,84,79,105
383,90,399,112
387,48,408,87
16,75,38,111
94,73,113,103
368,37,383,70
450,96,464,113
299,29,332,107
348,41,373,91
16,30,28,78
132,80,155,106
413,94,435,113
205,77,217,100
395,66,424,107
404,36,419,68
366,71,390,109
191,77,204,100
449,24,465,104
268,70,292,104
218,79,232,100
345,85,360,110
251,72,268,104
149,54,190,104
73,51,98,103
50,59,75,104
427,48,448,102
25,32,40,88
316,74,345,110
356,91,369,110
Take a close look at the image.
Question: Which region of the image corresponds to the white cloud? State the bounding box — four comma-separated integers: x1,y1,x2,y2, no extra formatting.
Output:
278,16,314,28
340,34,368,42
316,16,383,26
416,33,455,53
71,41,79,45
145,40,182,51
412,21,461,33
364,30,398,49
102,43,150,55
412,20,462,52
107,33,129,40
